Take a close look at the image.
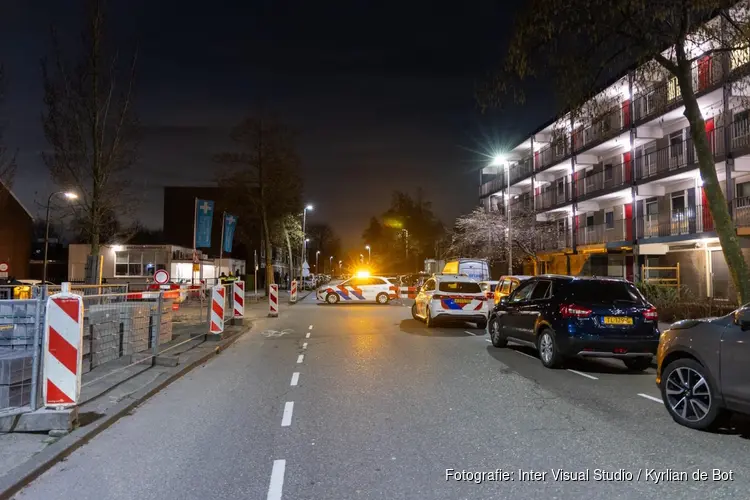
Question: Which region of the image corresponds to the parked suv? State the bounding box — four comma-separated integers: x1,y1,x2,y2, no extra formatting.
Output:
488,275,659,370
656,306,750,430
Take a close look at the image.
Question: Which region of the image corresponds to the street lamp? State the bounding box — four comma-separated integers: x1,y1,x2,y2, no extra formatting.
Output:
43,191,77,283
315,250,320,274
338,260,342,275
365,245,371,264
360,253,364,264
301,204,313,279
329,255,333,274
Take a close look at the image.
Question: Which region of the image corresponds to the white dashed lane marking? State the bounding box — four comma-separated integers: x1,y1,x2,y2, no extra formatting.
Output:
464,331,476,336
290,372,299,386
297,354,304,364
267,459,286,500
638,393,663,403
302,342,308,350
308,325,313,330
305,332,310,339
567,369,599,380
281,401,294,427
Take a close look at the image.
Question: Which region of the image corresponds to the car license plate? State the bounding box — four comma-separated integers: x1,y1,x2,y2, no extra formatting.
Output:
603,316,633,325
454,298,471,305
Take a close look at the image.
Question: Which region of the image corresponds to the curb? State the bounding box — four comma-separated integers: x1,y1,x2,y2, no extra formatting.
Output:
0,329,247,500
289,290,313,305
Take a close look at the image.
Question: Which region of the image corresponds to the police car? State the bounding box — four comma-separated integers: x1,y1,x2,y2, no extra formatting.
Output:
411,274,488,328
317,273,399,305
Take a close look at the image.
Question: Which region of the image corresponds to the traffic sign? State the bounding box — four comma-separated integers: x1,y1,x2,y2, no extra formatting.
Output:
0,261,8,278
154,269,170,285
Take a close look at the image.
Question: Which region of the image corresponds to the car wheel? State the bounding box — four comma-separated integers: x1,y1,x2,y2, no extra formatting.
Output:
326,293,339,305
425,306,435,328
411,303,421,321
537,329,562,369
489,316,507,348
376,293,389,305
660,358,724,430
623,357,652,372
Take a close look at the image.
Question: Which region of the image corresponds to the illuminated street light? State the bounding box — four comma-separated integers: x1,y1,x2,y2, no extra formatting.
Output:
43,191,78,283
315,250,320,272
365,245,371,263
301,204,313,279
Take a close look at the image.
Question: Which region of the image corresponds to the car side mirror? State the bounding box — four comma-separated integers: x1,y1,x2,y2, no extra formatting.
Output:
737,309,750,330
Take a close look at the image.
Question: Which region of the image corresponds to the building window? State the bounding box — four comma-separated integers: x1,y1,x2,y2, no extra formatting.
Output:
604,164,613,182
669,131,683,158
731,46,750,70
667,77,681,101
115,250,166,277
736,181,750,199
605,210,614,229
557,179,565,196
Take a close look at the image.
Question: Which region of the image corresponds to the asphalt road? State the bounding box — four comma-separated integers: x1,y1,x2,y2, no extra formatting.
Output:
13,293,750,500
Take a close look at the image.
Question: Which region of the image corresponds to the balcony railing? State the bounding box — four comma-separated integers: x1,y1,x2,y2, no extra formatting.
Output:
576,218,630,246
479,175,506,197
537,225,573,251
576,161,632,201
633,56,724,124
535,135,571,172
538,177,573,210
636,204,714,239
734,196,750,227
508,157,533,186
573,103,628,153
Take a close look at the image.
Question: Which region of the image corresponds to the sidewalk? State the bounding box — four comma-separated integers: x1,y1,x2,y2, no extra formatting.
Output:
0,291,306,498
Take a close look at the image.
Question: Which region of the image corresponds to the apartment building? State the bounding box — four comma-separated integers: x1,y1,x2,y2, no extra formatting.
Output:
479,11,750,300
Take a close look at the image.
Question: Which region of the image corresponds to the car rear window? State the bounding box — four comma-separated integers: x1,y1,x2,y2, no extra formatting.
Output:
566,280,644,304
439,281,482,293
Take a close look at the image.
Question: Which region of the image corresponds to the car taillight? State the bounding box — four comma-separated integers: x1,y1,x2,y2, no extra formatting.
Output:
560,304,592,318
643,307,658,321
433,294,446,300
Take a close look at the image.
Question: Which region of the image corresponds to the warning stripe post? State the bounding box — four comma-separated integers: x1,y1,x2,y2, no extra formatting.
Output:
290,280,298,303
233,281,245,318
210,284,225,334
43,282,84,408
269,284,279,317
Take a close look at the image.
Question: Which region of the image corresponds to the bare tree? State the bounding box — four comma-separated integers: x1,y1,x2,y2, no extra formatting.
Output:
216,114,303,292
481,0,750,303
272,213,303,279
41,0,138,261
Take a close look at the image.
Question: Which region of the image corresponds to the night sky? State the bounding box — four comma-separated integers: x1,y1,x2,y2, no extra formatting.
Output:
1,0,553,248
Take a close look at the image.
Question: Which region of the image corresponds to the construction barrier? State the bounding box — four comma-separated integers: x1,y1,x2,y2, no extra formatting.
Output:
43,284,84,408
269,284,279,317
233,281,245,318
210,284,225,334
399,286,419,299
290,280,298,303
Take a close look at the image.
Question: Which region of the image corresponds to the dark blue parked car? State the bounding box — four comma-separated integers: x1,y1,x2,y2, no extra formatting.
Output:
488,275,660,370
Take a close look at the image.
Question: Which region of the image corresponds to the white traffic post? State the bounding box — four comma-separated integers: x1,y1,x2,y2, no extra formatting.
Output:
290,279,298,303
269,284,279,317
233,281,245,318
43,282,84,408
210,284,225,334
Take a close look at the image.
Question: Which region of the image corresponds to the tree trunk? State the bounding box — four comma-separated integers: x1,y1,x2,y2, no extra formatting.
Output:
678,60,750,304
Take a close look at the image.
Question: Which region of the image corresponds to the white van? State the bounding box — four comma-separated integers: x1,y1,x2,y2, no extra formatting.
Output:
441,259,490,281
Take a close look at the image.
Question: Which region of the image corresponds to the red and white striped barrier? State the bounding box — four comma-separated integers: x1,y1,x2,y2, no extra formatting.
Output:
43,284,84,408
269,284,279,317
290,280,298,303
210,284,225,334
233,281,245,318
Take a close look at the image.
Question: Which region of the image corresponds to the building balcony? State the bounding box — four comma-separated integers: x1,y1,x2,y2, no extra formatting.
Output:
633,56,725,125
576,217,631,247
535,136,571,173
576,161,633,202
538,226,573,252
636,204,714,240
573,102,630,155
734,196,750,228
479,175,506,198
538,176,573,211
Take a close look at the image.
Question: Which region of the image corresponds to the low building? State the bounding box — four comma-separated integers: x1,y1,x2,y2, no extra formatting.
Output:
0,180,33,280
68,244,245,284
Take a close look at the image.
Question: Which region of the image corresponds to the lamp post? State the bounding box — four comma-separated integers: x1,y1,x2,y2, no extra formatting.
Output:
315,250,320,274
492,154,512,275
338,260,342,275
365,245,371,264
329,255,333,275
43,191,78,283
301,204,313,279
360,253,364,264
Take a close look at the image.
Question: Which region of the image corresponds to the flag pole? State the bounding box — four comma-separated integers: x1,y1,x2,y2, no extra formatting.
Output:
219,212,226,281
192,197,198,285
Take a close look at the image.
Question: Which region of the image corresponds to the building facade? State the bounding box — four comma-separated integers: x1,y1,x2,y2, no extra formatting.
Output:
0,181,33,280
479,11,750,300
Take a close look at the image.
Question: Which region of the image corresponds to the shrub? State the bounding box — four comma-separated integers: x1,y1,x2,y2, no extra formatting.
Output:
635,282,737,323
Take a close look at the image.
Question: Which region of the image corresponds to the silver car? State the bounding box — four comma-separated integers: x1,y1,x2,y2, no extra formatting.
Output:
657,306,750,430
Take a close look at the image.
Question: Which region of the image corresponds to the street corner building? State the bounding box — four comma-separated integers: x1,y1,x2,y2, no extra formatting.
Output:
479,13,750,301
0,179,33,280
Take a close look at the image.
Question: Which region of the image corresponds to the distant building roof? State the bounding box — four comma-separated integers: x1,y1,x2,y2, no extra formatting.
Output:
0,178,33,220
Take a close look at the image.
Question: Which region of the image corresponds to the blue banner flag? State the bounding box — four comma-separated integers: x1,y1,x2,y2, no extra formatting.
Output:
195,199,214,248
223,213,238,253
